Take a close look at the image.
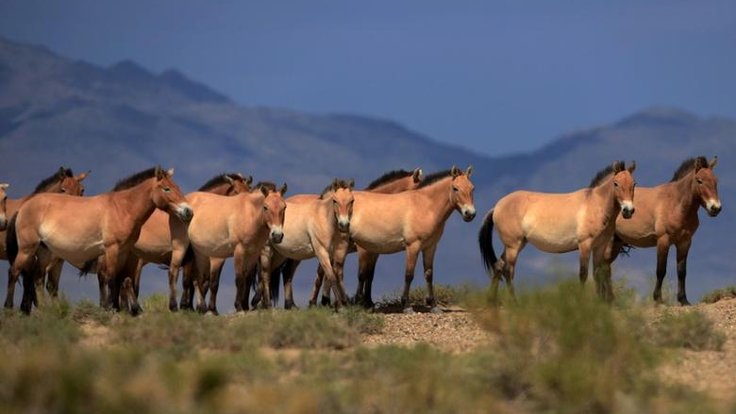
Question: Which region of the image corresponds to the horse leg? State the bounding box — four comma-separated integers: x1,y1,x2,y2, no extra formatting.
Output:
282,258,300,309
356,248,378,308
207,257,226,315
490,249,505,305
180,261,195,310
332,237,350,308
308,264,325,307
592,245,614,303
653,236,671,303
167,249,187,312
578,240,592,284
45,258,63,298
104,247,126,312
132,257,145,299
315,244,347,311
257,246,273,309
502,244,523,301
193,252,210,314
422,243,440,312
400,243,422,313
120,256,142,315
675,238,692,306
233,245,248,313
8,246,38,312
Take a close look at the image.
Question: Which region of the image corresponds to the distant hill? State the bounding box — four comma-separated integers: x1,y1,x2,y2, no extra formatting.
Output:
0,36,733,307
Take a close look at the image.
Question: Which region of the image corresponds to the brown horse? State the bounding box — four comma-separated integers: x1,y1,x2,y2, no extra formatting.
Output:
331,166,476,313
0,183,9,231
186,182,287,314
256,168,423,309
6,167,192,314
608,156,720,305
479,161,636,302
258,179,355,310
2,168,89,308
126,172,252,311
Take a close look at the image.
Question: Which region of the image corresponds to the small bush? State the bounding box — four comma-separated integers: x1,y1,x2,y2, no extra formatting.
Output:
72,300,113,325
378,283,471,309
650,310,725,351
701,286,736,304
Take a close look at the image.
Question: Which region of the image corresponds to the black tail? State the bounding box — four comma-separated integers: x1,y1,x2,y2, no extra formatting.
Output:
478,209,498,273
270,261,284,304
181,244,195,267
5,214,18,265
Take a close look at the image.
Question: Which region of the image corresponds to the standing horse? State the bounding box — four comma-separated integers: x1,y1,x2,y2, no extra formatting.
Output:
6,167,192,314
607,156,720,305
258,179,355,310
2,168,88,308
331,166,476,313
478,161,636,302
299,168,425,308
0,183,9,231
126,172,252,311
186,183,287,314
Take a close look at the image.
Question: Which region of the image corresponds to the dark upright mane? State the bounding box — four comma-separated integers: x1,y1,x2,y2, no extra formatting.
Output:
319,179,354,199
364,170,414,190
198,173,243,191
588,161,625,188
671,156,708,182
252,181,277,193
416,170,451,189
112,167,159,191
32,168,74,194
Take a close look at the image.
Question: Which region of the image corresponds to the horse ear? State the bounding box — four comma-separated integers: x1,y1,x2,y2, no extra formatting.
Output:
166,168,175,177
57,167,67,177
465,165,473,177
627,161,636,173
709,156,718,169
246,175,253,185
0,183,9,190
348,179,355,189
413,168,423,183
76,170,91,181
224,175,235,185
612,161,623,173
279,183,288,196
260,185,269,197
154,166,163,179
451,166,460,177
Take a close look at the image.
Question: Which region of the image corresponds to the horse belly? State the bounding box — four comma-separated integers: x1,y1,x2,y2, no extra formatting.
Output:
45,238,104,269
273,237,315,260
353,236,404,254
525,224,579,254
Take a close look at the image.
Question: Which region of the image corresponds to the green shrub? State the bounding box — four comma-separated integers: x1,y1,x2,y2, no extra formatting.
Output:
650,310,725,351
701,286,736,304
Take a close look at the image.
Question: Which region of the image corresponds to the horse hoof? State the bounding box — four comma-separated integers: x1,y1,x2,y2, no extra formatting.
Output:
403,307,415,314
169,302,179,312
680,300,692,306
130,304,143,317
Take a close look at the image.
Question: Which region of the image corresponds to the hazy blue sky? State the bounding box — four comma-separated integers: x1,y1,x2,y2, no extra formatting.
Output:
1,0,734,156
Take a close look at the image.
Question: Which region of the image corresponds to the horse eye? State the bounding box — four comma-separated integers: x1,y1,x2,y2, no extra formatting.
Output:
697,179,703,185
613,182,619,187
263,205,269,211
162,187,171,193
452,187,458,192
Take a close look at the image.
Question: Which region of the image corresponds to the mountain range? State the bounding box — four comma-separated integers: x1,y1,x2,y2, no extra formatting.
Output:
0,36,733,308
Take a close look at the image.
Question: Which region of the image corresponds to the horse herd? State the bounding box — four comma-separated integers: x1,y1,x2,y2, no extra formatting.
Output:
0,155,721,316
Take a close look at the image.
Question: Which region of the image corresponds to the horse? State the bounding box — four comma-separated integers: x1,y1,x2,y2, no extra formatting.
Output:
0,183,9,231
478,161,636,303
607,156,720,305
6,166,192,314
254,168,423,309
257,179,355,310
121,172,252,311
330,166,476,313
2,168,89,308
186,182,287,314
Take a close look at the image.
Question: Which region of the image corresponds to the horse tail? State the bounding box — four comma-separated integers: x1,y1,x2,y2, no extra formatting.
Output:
478,209,498,273
270,261,284,304
5,214,18,265
181,244,195,267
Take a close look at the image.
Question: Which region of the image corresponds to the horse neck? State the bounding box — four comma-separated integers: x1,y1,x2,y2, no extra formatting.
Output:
206,184,233,196
245,193,267,227
369,178,414,194
416,178,455,221
590,177,619,221
671,173,700,214
316,197,338,229
112,182,158,227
